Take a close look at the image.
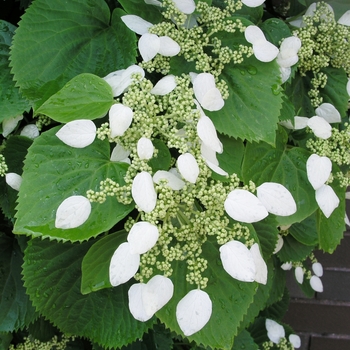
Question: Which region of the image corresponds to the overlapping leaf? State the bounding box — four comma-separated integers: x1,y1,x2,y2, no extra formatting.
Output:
14,127,134,242
22,237,152,348
10,0,137,109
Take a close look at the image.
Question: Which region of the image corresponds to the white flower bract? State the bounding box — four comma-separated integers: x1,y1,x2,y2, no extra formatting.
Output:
307,116,332,139
5,172,22,191
295,266,304,284
151,75,177,95
177,153,200,183
310,275,323,292
137,137,154,160
312,262,323,277
109,104,134,138
132,171,157,213
127,221,159,254
289,334,301,348
110,144,131,163
176,289,212,336
172,0,196,14
315,184,340,218
55,195,91,229
250,243,268,284
241,0,265,7
266,319,285,344
338,10,350,26
55,120,96,148
197,115,223,153
306,154,332,190
153,170,185,190
315,103,341,123
20,124,39,139
121,15,153,35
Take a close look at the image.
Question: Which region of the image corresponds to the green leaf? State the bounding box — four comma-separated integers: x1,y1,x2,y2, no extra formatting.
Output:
0,332,13,350
242,127,318,225
0,20,30,122
27,317,58,342
119,0,162,24
156,238,256,350
265,257,286,307
0,136,32,220
148,139,172,172
260,287,290,321
320,67,349,118
0,233,36,332
260,19,292,46
316,179,346,253
36,74,114,123
22,238,152,349
232,330,258,350
277,234,314,263
10,1,137,109
208,56,283,145
14,127,134,242
289,213,319,246
81,230,127,294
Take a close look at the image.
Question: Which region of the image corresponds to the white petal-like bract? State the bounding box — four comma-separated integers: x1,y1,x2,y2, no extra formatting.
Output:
151,75,177,95
153,170,185,190
294,116,309,130
121,15,153,35
250,243,268,284
176,290,212,336
244,25,265,44
295,266,304,284
127,221,159,254
5,172,22,191
315,184,340,218
109,104,133,137
109,242,140,286
281,261,293,270
310,275,323,292
289,334,301,349
338,10,350,26
315,103,341,123
224,189,268,223
110,144,131,163
307,116,332,139
139,33,160,62
132,171,157,213
55,195,91,229
252,39,279,62
256,182,297,216
266,319,285,344
158,36,181,57
137,137,154,160
55,120,96,148
242,0,265,7
172,0,196,14
273,235,284,254
2,115,23,137
20,124,39,139
219,240,256,282
197,116,223,153
177,153,200,183
128,283,150,321
306,154,332,190
312,262,323,277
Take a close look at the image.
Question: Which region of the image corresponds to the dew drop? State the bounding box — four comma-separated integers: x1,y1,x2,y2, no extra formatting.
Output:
247,66,257,75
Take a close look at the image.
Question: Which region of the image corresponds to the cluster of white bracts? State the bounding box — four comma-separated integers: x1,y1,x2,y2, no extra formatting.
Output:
266,319,301,348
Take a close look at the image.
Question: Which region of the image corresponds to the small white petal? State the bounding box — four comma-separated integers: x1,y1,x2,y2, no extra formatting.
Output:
281,261,293,270
250,243,268,284
2,115,23,137
151,75,177,95
193,73,224,111
128,283,150,321
176,290,212,336
277,54,299,68
289,334,301,348
55,120,96,148
306,154,332,190
137,137,154,160
200,142,219,165
109,104,133,137
273,235,284,254
280,67,291,83
55,195,91,229
294,116,309,129
347,78,350,96
279,36,302,54
20,124,39,139
197,116,223,153
244,25,265,44
312,262,323,277
110,144,131,163
158,36,181,57
315,184,340,218
109,242,140,286
252,39,279,62
143,275,174,316
127,221,159,254
219,240,256,282
224,189,268,223
310,275,323,292
279,119,294,129
132,171,157,213
338,10,350,26
5,173,22,191
177,153,200,183
295,266,304,284
145,0,162,5
241,0,265,7
307,116,332,139
121,15,153,35
315,103,341,123
139,33,160,62
204,159,228,176
257,182,297,216
153,170,185,190
266,319,285,344
172,0,196,14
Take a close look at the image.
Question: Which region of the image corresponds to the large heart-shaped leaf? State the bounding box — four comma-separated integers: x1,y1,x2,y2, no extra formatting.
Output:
14,127,134,242
10,0,137,109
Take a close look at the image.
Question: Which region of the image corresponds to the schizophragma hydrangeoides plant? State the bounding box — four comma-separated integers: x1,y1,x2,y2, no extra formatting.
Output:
1,0,350,348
